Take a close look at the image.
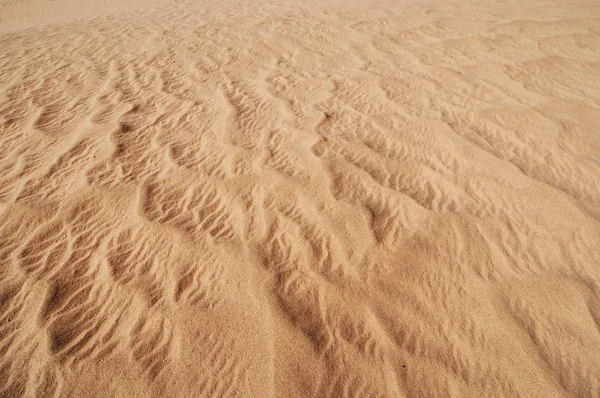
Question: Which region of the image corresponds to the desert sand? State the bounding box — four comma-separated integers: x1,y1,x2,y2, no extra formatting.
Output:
0,0,599,396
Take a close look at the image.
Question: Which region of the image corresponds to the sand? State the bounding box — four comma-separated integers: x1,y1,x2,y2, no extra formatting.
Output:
0,0,599,396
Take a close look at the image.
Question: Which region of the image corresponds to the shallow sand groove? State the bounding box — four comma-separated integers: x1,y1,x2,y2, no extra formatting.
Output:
1,0,600,396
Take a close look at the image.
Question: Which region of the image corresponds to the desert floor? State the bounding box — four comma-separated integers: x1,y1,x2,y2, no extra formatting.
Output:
1,0,600,396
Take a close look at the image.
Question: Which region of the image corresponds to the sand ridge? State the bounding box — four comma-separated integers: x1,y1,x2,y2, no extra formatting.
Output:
1,0,600,396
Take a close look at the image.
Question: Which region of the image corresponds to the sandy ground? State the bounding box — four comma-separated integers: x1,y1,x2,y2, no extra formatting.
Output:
1,0,600,396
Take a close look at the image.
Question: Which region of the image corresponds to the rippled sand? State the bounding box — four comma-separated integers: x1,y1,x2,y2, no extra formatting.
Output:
1,0,600,396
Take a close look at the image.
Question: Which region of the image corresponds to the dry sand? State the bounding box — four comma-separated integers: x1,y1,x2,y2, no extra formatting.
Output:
1,0,600,396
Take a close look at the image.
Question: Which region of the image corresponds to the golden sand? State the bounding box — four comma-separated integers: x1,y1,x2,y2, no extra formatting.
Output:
1,0,599,396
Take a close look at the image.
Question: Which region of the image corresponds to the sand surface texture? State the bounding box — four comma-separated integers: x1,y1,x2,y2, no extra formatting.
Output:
1,0,600,396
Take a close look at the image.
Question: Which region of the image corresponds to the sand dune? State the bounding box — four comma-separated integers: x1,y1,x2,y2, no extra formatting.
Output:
1,0,600,396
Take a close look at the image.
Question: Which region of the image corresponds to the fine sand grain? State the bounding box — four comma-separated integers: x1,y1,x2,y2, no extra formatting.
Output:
1,0,600,396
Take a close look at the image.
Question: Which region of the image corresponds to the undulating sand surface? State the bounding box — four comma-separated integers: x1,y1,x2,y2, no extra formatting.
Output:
1,0,600,396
